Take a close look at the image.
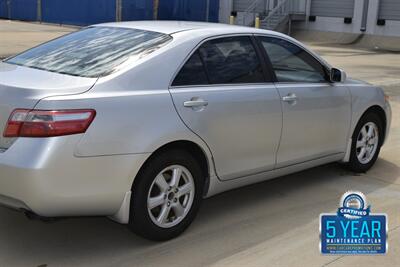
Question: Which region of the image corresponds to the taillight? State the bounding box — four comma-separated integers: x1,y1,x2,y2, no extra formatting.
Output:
3,109,96,138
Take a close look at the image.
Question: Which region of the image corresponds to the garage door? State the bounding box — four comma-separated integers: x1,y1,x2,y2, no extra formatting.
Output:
379,0,400,20
311,0,355,18
233,0,264,13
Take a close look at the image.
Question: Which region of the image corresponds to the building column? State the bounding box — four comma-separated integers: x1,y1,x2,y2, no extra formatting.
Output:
268,0,275,10
305,0,312,27
366,0,380,34
219,0,233,24
153,0,160,20
37,0,42,22
116,0,122,22
353,0,365,32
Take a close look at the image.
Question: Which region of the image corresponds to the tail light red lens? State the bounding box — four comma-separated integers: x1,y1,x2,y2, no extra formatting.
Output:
3,109,96,138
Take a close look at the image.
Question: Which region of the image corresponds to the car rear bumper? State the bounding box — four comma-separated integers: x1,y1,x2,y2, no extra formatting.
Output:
0,135,149,218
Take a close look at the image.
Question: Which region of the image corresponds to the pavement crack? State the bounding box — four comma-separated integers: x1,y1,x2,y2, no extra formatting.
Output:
321,255,345,267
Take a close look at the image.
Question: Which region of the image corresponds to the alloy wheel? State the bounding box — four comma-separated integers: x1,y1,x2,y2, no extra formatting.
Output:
147,165,195,228
356,122,379,164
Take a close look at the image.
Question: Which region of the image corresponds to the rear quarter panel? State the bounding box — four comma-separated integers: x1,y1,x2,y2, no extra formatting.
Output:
34,36,216,176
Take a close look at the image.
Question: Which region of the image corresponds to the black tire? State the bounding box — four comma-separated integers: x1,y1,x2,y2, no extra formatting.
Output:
128,149,204,241
346,112,383,173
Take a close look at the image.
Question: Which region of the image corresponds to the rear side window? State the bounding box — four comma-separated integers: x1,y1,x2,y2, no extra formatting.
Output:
200,36,264,84
172,51,208,86
259,37,328,83
6,27,172,78
172,36,265,86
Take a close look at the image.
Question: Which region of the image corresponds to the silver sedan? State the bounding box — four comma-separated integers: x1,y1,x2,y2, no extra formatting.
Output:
0,21,391,240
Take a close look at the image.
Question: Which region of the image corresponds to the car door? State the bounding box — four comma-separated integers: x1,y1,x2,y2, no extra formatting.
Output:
257,36,351,168
169,35,282,180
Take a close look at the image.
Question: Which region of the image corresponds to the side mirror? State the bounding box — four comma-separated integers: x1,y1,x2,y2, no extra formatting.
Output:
330,68,346,83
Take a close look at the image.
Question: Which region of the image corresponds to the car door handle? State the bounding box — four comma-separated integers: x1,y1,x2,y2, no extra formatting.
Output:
282,94,298,103
183,99,208,108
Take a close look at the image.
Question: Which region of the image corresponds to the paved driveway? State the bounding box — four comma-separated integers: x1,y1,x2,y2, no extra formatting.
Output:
0,20,74,59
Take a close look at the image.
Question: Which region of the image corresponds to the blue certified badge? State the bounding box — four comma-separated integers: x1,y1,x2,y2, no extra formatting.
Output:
320,191,387,254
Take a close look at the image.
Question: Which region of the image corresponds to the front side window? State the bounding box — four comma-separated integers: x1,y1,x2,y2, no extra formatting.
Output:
6,27,172,78
260,37,328,83
172,36,265,86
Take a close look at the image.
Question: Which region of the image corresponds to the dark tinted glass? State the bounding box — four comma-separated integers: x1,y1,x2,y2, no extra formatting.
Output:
6,27,172,78
199,36,265,84
260,37,327,83
172,51,209,86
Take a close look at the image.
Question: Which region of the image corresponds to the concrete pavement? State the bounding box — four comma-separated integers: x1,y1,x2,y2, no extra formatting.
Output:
0,20,74,59
0,20,399,267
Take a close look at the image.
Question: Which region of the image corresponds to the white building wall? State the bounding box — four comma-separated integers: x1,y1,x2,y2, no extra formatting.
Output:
295,0,363,34
291,0,307,14
366,0,400,37
295,0,400,37
218,0,307,25
218,0,400,37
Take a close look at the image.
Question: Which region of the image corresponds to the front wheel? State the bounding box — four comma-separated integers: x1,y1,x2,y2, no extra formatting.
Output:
346,112,383,173
128,150,204,241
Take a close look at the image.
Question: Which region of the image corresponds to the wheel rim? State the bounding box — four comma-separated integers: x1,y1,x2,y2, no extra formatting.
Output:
356,122,379,164
147,165,195,228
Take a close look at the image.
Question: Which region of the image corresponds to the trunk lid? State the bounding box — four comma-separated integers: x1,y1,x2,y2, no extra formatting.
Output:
0,62,97,150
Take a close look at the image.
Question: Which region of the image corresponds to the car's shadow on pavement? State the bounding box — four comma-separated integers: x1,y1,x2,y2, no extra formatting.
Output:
0,158,398,266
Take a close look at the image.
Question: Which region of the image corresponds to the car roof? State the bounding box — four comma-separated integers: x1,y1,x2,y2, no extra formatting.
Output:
94,20,280,36
92,20,328,67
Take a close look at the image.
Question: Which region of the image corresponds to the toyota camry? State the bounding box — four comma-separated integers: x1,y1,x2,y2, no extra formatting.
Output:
0,21,391,240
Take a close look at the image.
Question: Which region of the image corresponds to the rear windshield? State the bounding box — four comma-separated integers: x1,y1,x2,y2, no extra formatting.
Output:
5,27,172,78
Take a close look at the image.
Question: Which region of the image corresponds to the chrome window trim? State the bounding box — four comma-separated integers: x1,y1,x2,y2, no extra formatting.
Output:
171,82,277,90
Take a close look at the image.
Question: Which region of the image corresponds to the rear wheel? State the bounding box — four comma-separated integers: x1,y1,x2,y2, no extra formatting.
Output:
129,150,204,241
346,112,383,172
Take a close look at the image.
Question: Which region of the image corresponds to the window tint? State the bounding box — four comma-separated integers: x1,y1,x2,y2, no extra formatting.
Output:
260,37,327,83
199,36,265,84
172,51,208,86
6,27,172,78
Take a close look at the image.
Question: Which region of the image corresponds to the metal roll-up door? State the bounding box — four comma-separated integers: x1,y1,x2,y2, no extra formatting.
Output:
233,0,265,12
311,0,355,18
379,0,400,20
